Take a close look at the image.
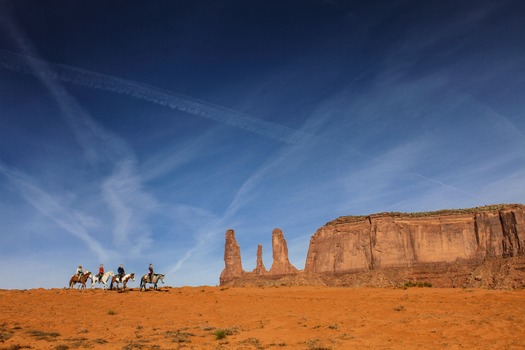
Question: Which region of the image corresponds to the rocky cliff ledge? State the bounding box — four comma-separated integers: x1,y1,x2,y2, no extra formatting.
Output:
220,204,525,288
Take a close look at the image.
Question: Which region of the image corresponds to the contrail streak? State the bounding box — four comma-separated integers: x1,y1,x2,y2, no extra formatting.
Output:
0,49,312,145
0,50,483,202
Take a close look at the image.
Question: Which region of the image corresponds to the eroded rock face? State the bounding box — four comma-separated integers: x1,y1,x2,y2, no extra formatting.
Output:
220,228,298,285
270,228,299,275
304,204,525,274
219,229,243,285
252,244,267,275
220,204,525,288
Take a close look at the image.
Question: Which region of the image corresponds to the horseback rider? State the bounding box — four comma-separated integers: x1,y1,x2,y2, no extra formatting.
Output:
117,264,125,282
97,264,104,280
76,265,84,278
147,263,154,282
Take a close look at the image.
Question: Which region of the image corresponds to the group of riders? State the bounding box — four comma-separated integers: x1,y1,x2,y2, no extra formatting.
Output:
74,263,156,288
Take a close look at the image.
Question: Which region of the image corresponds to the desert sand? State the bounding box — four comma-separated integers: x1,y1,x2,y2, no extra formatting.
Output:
1,285,524,350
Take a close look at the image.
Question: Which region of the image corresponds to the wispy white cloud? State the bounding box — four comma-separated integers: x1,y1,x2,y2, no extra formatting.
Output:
101,159,158,256
1,1,523,290
0,161,110,260
2,14,236,282
139,127,223,183
163,207,225,279
1,15,158,258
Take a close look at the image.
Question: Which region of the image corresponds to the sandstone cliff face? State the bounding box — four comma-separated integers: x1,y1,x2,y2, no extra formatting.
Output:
220,204,525,288
304,204,525,274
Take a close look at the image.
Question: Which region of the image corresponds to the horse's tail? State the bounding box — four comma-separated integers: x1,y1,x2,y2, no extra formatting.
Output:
69,275,79,289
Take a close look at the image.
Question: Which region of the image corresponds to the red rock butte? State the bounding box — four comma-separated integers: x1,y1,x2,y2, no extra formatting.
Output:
220,204,525,288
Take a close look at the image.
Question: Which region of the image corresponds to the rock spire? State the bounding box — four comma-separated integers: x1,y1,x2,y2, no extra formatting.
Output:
270,228,299,275
219,229,243,285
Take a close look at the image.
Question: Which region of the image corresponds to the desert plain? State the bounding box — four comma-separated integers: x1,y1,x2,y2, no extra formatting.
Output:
1,285,524,350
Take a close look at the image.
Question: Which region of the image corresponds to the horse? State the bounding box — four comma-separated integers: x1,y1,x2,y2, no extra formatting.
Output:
110,273,135,290
69,271,92,289
91,271,114,289
139,273,165,291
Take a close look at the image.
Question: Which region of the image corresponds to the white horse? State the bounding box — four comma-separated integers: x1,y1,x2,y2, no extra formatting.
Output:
140,273,165,291
91,271,114,289
110,273,135,290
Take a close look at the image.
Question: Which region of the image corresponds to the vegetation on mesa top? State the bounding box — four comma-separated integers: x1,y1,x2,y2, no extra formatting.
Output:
325,204,524,226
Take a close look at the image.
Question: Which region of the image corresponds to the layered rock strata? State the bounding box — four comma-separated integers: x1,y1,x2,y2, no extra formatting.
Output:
304,204,525,274
220,204,525,288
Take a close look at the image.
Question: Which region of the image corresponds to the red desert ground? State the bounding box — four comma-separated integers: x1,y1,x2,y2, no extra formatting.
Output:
1,286,524,350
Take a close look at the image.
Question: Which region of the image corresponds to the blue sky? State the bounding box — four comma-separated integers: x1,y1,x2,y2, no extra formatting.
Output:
0,1,524,289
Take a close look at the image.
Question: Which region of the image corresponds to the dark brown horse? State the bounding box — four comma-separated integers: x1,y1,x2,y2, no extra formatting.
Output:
69,271,92,289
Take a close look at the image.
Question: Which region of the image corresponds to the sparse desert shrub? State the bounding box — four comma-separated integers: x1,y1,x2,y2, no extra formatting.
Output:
65,337,88,348
305,338,332,350
7,345,32,350
394,305,406,311
0,330,13,342
0,323,14,342
107,309,117,315
212,326,239,340
165,330,195,343
403,281,432,288
27,329,60,341
54,345,69,350
241,337,264,349
122,341,145,350
213,329,228,340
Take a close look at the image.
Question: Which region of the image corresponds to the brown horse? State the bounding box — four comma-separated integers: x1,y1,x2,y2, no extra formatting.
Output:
69,271,92,289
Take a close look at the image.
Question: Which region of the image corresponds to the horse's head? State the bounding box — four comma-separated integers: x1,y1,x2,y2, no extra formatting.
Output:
82,271,92,283
159,274,165,284
130,273,135,281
